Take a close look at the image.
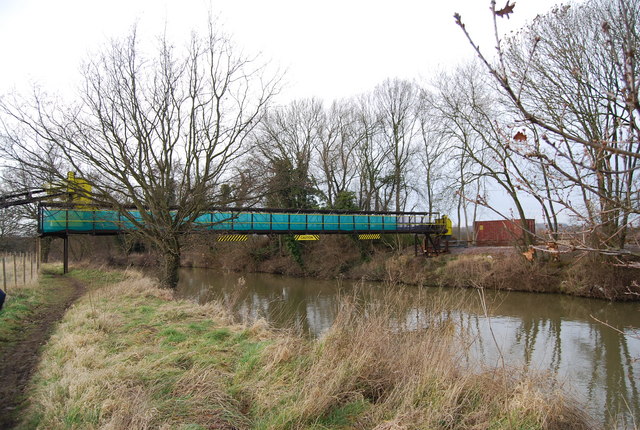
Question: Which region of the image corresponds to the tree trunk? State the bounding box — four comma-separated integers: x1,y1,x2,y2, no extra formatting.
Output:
41,237,53,263
157,236,181,288
159,250,181,288
511,193,534,248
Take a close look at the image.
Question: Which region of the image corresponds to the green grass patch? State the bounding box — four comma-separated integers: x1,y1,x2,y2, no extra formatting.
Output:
315,399,370,428
0,289,42,343
236,340,268,375
63,405,101,426
68,267,127,287
160,327,188,344
0,269,70,344
204,327,231,342
187,320,213,333
139,305,156,314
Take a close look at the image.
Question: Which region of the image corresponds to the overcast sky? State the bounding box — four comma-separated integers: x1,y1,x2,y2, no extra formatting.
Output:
0,0,567,102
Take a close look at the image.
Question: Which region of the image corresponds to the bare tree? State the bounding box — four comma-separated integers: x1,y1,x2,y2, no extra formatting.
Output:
374,78,420,211
455,0,640,252
416,88,453,215
252,98,322,208
354,93,387,211
0,24,280,287
315,100,361,208
431,63,536,245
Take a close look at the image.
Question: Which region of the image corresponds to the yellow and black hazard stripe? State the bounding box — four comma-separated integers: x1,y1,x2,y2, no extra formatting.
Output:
358,234,381,240
217,234,248,242
294,234,320,241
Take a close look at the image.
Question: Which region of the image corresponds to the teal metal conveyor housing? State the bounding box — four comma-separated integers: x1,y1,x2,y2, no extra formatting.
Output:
38,204,452,237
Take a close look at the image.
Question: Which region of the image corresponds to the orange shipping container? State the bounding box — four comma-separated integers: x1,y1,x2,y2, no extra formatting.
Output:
474,219,535,246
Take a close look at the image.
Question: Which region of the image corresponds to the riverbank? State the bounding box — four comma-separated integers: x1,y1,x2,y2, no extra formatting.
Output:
175,235,640,301
47,234,640,301
13,267,592,429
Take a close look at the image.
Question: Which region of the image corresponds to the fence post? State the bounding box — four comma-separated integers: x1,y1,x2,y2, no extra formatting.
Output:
22,253,26,285
36,238,41,270
13,254,17,288
30,252,34,280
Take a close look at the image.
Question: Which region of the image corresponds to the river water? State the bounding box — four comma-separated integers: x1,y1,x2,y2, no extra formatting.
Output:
176,268,640,428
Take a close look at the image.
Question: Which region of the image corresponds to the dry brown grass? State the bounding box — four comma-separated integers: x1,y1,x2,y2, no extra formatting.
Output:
438,252,640,299
304,235,362,278
346,250,390,281
69,233,640,301
435,254,495,288
295,296,458,420
257,253,305,276
562,256,640,300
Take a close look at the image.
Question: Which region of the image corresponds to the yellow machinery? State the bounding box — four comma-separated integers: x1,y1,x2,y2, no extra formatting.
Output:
64,172,92,205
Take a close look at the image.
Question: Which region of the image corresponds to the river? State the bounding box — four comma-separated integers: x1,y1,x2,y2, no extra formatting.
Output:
176,268,640,428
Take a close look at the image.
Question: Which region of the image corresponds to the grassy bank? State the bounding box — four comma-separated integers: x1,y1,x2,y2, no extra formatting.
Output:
18,268,592,429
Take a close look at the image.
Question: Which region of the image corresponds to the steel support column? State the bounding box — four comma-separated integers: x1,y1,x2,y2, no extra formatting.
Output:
63,235,69,274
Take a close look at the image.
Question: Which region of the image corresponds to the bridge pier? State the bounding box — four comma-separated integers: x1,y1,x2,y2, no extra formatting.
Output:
417,233,450,257
63,235,69,274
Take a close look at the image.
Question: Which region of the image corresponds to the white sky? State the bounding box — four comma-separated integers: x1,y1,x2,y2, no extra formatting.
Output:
0,0,566,102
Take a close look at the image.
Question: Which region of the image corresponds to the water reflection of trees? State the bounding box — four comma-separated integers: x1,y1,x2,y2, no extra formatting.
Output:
456,291,640,427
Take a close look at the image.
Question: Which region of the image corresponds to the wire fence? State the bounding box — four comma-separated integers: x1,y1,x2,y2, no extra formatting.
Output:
1,252,40,293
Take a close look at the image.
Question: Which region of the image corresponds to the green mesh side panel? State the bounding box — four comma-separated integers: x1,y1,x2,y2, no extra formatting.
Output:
41,208,401,233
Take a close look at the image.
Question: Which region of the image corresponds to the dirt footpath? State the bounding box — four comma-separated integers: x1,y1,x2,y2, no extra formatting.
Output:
0,274,86,429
